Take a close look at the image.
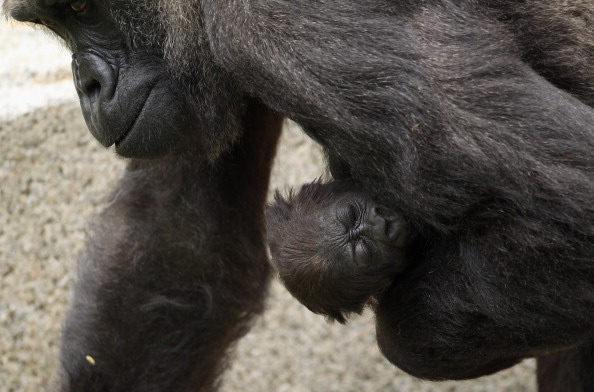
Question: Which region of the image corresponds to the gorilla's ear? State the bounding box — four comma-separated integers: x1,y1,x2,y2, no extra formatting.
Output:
266,190,295,229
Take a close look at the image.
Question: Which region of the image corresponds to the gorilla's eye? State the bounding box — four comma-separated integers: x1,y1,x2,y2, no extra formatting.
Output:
347,204,358,224
38,18,56,26
70,0,87,12
337,202,359,229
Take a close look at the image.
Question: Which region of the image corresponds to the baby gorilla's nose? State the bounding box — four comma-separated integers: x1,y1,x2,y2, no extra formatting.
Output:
368,206,404,245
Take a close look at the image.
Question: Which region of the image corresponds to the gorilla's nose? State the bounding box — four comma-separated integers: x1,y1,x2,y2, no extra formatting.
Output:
71,53,117,146
73,61,101,102
369,206,404,245
72,53,114,105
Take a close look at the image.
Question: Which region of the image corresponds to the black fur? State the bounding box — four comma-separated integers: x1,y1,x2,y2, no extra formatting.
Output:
537,340,594,392
3,0,594,390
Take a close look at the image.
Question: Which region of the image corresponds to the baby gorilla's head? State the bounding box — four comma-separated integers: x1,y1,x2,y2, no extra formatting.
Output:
266,180,408,323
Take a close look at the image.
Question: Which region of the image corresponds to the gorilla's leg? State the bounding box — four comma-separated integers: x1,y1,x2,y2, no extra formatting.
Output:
59,101,283,392
537,342,594,392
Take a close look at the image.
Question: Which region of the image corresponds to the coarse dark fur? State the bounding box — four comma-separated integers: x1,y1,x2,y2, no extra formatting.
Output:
58,101,282,392
3,0,594,391
266,180,409,323
537,339,594,392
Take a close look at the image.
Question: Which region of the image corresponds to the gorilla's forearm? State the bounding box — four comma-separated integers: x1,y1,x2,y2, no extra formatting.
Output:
537,341,594,392
206,0,594,228
60,102,283,391
489,1,594,107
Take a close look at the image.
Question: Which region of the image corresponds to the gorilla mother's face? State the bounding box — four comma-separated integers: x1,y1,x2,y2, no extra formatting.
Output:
5,0,242,160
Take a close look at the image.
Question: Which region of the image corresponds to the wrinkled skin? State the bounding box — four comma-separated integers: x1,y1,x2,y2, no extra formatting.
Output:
4,0,594,391
267,180,410,323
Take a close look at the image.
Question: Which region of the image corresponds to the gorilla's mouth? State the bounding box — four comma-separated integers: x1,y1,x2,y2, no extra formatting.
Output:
114,87,152,148
114,128,131,146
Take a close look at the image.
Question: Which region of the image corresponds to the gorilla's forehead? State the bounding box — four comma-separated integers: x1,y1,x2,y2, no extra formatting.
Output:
2,0,70,26
3,0,40,20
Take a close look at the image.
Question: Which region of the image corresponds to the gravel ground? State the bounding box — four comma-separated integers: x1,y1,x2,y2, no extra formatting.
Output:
0,18,537,392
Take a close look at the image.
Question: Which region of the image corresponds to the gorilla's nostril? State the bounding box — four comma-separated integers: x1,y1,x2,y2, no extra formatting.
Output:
71,54,113,103
372,205,396,219
369,206,404,244
373,206,386,216
84,79,101,101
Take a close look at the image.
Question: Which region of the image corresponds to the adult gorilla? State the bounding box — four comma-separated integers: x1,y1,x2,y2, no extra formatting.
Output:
4,0,594,391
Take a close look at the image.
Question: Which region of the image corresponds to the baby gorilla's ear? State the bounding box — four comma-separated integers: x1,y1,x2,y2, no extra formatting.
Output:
323,311,348,324
265,191,293,233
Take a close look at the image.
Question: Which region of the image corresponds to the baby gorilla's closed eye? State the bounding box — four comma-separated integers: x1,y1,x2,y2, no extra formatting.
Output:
336,201,360,231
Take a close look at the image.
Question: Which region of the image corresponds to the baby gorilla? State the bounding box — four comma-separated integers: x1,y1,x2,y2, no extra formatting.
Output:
267,180,409,323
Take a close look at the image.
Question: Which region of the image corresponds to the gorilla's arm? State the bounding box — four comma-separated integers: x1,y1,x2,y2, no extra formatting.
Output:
537,341,594,392
206,0,594,227
206,0,594,380
60,102,282,391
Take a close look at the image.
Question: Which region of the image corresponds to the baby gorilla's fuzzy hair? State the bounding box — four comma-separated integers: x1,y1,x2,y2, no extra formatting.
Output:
266,180,401,323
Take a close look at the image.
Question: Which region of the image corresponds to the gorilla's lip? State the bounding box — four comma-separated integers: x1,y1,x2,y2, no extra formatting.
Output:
114,86,153,147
